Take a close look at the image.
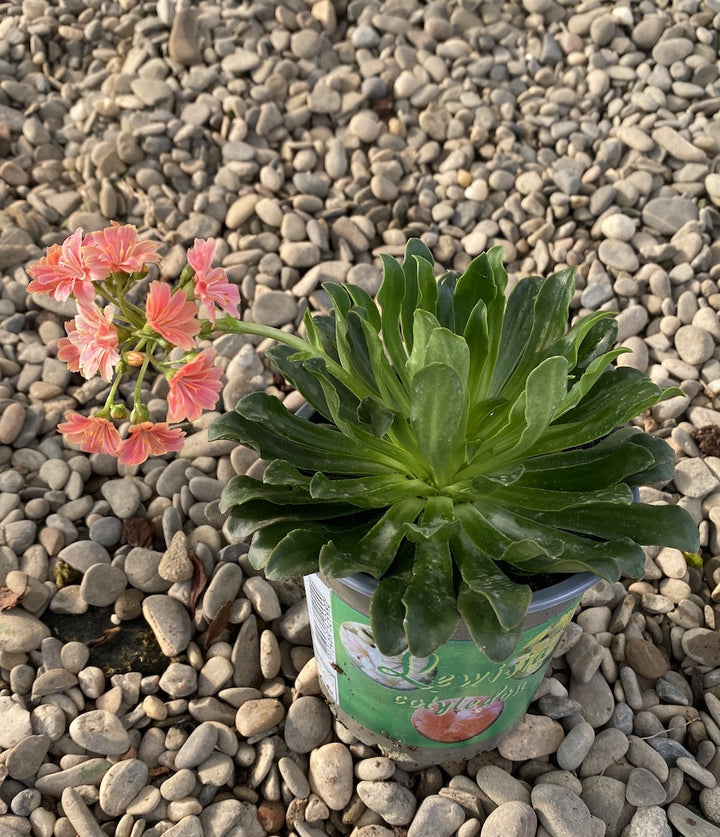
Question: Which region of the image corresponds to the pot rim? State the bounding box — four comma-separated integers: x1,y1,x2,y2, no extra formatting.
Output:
331,570,598,613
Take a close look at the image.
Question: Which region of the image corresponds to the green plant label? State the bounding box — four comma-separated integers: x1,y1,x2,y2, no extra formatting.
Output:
305,575,580,749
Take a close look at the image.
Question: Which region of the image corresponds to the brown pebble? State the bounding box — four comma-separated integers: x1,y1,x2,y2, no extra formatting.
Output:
624,638,669,680
257,799,285,833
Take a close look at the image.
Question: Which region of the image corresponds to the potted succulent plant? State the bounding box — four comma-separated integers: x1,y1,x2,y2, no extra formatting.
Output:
210,239,698,766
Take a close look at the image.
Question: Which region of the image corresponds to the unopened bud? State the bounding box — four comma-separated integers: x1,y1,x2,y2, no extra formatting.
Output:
125,351,145,367
110,404,127,420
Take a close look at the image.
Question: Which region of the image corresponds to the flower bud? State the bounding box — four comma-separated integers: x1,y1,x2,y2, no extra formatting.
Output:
125,351,145,367
110,404,127,420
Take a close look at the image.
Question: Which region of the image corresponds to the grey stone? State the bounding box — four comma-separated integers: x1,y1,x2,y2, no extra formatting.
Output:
101,478,142,518
356,781,417,826
284,696,332,753
142,594,193,656
69,709,131,755
98,759,149,816
79,563,127,607
668,803,720,837
408,795,467,837
308,743,354,811
531,784,592,837
642,197,698,234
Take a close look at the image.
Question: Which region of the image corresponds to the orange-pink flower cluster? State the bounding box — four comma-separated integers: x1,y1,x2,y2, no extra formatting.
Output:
27,224,239,465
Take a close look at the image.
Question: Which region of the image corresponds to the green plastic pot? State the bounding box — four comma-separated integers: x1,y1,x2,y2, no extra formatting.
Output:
305,569,598,768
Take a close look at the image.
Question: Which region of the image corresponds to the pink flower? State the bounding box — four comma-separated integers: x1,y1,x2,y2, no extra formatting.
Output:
64,302,120,381
57,320,81,373
167,349,223,423
146,281,201,350
117,422,185,465
57,412,121,456
26,228,95,302
83,222,162,279
187,238,240,324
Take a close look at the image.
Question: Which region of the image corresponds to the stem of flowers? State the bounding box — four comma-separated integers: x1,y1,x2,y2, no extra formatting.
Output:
132,352,152,419
99,278,146,327
100,370,125,416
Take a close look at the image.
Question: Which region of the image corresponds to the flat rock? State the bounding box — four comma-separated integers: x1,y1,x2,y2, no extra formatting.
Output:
356,781,417,826
308,742,354,810
0,696,32,748
69,709,131,755
531,784,593,837
283,696,331,753
625,637,669,679
407,795,466,837
480,800,537,837
98,759,149,816
668,803,720,837
569,670,616,727
0,609,50,652
142,594,192,656
497,714,565,760
641,196,698,234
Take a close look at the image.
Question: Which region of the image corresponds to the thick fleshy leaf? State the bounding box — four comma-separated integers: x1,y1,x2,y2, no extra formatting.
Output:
371,574,411,655
318,540,357,578
265,345,332,421
410,363,467,484
400,242,428,351
513,356,569,447
532,502,699,552
425,327,470,388
320,498,426,578
356,316,409,412
453,249,505,335
265,529,331,579
526,267,576,349
457,587,523,662
490,275,542,395
556,348,629,417
516,437,655,491
455,502,534,561
415,254,439,314
219,475,311,512
224,499,359,540
436,271,459,329
377,254,410,385
246,523,298,570
617,431,677,486
467,396,510,441
354,498,426,574
463,356,569,477
481,503,646,578
344,283,382,333
338,310,377,393
402,538,458,657
491,484,633,511
322,281,352,320
262,459,312,488
357,396,395,438
406,309,442,383
554,310,617,370
575,317,619,372
452,531,531,629
464,299,490,401
232,392,403,474
309,473,431,508
504,537,643,583
526,368,667,455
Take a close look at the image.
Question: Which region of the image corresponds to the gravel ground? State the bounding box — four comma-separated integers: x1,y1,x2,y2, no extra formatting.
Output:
3,0,720,834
